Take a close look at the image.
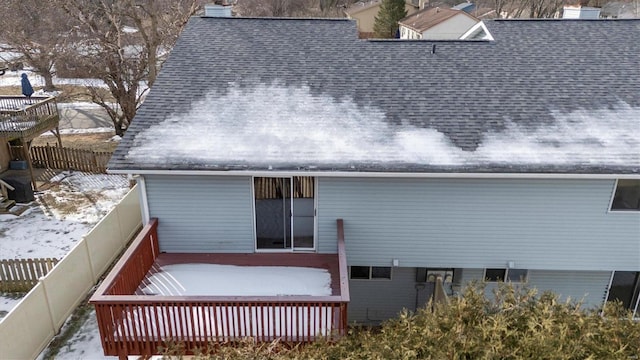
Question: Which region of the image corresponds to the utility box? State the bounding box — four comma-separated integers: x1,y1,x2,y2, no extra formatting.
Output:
9,160,27,170
3,176,34,203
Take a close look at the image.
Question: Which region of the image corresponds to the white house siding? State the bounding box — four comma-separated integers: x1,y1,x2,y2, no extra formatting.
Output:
316,177,640,271
421,14,478,39
458,268,611,309
348,267,434,324
144,175,255,253
400,26,422,39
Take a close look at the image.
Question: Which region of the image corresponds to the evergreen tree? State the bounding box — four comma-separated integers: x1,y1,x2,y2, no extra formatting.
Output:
373,0,407,38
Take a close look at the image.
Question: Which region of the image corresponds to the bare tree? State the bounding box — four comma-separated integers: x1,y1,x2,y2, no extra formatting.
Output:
235,0,318,16
58,0,202,135
476,0,569,18
0,0,69,91
507,0,565,18
126,0,203,87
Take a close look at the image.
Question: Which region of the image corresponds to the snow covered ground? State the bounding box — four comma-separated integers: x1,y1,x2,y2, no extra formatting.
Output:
0,68,108,89
0,171,130,359
0,172,129,260
1,50,143,358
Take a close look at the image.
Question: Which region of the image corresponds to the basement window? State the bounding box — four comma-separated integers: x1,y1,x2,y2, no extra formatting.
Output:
484,268,528,283
484,268,505,282
610,180,640,211
506,269,529,282
350,266,392,280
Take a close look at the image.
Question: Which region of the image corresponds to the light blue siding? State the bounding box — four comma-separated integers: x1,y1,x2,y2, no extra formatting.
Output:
145,175,255,252
348,267,433,324
317,178,640,270
458,268,610,309
527,270,610,309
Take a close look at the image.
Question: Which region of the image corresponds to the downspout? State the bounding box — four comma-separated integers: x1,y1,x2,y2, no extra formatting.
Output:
134,175,150,225
415,283,426,311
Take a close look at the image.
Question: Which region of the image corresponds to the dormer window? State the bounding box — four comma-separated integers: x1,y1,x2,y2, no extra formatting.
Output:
610,180,640,211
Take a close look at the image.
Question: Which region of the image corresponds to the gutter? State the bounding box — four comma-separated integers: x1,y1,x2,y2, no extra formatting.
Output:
108,169,640,180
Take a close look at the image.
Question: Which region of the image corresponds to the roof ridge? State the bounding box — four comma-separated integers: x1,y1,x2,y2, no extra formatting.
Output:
199,15,351,22
491,18,640,22
366,39,491,43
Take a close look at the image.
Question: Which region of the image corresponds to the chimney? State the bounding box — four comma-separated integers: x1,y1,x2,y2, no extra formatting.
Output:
204,2,233,17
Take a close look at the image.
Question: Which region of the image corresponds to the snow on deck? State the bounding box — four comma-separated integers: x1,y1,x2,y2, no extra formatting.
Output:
126,83,640,168
140,263,332,297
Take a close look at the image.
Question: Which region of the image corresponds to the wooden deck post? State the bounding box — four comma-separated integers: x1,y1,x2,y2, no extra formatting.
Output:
23,140,37,191
52,127,62,148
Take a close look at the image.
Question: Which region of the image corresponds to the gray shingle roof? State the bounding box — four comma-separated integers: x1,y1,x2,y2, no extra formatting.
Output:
109,17,640,174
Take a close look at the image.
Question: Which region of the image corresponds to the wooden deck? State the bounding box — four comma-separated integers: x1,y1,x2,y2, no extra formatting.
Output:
0,96,60,141
91,218,350,358
0,96,61,191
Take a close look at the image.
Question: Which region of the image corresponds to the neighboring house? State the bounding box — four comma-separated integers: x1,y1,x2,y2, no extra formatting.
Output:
562,5,602,19
344,0,419,38
398,6,479,39
92,15,640,357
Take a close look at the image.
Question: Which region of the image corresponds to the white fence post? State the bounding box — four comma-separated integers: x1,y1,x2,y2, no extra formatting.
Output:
83,238,97,283
39,277,59,335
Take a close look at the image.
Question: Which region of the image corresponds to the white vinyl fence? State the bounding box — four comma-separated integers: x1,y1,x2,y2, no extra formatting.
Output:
0,185,142,360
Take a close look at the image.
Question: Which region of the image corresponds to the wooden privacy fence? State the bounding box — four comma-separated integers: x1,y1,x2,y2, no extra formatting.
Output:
0,258,59,292
30,144,111,173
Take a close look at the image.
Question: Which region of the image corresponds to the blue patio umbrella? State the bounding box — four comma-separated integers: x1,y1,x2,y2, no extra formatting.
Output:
21,73,34,98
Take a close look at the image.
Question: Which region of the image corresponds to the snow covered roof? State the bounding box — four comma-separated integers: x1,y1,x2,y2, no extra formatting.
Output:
109,17,640,175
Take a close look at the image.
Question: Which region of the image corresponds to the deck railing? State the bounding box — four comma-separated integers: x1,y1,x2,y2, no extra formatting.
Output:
0,96,59,139
91,218,349,357
102,218,160,296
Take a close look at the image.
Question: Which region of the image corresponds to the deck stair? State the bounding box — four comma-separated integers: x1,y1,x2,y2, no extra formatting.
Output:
0,198,15,211
0,201,29,216
0,178,18,215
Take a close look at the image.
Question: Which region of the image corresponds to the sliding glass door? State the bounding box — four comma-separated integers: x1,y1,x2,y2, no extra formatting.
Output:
254,177,315,250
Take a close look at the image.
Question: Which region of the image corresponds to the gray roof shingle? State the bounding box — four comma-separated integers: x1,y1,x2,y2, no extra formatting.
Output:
109,17,640,174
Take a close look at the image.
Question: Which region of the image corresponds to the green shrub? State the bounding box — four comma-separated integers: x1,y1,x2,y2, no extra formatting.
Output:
168,283,640,360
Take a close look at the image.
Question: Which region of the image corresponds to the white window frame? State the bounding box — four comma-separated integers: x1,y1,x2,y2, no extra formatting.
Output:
506,268,529,283
608,179,640,213
603,270,640,319
252,176,317,253
483,268,528,283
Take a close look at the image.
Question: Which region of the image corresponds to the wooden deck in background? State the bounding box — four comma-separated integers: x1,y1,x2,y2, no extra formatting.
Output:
143,252,342,296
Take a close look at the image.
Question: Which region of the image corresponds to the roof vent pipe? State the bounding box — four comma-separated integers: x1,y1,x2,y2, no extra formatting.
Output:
431,44,436,54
